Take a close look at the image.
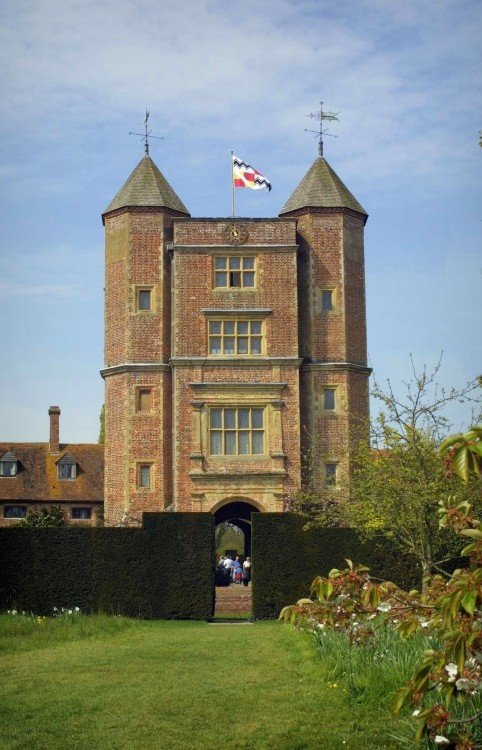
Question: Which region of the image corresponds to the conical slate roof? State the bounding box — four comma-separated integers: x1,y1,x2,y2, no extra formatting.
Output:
279,156,367,218
104,156,189,216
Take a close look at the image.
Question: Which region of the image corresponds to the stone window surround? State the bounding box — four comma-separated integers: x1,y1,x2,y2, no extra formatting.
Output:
318,286,338,314
132,284,156,314
136,461,155,490
135,386,154,414
187,382,288,478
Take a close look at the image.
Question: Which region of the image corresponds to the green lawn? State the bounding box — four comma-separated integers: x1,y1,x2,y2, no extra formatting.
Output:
0,614,403,749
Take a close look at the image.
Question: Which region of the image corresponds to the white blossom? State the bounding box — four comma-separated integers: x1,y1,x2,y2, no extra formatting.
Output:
434,736,450,746
455,678,471,692
74,606,80,612
412,709,421,716
377,602,392,612
444,663,458,682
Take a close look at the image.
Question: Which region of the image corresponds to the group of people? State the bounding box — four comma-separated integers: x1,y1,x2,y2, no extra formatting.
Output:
218,555,251,586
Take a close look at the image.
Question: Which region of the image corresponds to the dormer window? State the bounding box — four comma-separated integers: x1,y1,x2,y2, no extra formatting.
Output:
57,453,77,480
0,451,18,477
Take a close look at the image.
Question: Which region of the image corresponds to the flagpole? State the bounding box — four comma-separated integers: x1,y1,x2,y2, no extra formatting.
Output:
231,150,235,218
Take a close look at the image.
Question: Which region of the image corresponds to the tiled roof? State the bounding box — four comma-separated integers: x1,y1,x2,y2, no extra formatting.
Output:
103,156,190,216
279,156,367,217
0,443,104,503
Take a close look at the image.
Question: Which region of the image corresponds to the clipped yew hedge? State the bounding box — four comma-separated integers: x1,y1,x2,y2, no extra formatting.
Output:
0,513,215,620
251,513,420,620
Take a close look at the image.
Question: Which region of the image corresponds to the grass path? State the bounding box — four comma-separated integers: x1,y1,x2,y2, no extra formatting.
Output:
1,618,401,749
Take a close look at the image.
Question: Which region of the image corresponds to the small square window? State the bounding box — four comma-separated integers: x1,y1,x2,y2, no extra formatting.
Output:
4,505,27,519
139,464,152,489
325,463,337,486
323,388,336,410
137,388,152,412
138,289,151,311
321,289,334,312
71,507,92,520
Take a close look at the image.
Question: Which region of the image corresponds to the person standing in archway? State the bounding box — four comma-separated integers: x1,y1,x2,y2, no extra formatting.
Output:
242,556,251,587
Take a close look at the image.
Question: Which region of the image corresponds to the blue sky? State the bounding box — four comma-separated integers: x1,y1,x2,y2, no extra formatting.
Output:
0,0,480,443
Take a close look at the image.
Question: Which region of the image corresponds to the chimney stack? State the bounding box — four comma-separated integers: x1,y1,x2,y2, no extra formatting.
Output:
48,406,61,453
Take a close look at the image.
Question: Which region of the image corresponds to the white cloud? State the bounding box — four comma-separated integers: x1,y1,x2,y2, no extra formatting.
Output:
1,0,480,190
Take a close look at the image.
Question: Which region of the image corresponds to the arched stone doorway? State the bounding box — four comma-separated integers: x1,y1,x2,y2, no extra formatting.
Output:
213,499,261,558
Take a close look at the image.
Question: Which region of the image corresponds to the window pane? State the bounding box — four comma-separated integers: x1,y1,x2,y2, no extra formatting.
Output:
250,321,261,334
326,464,337,485
224,409,236,428
229,257,241,270
210,432,222,454
209,337,222,354
252,409,264,428
230,271,241,287
237,321,249,334
224,337,235,354
243,272,255,287
322,290,333,311
138,290,151,310
140,465,151,488
252,431,264,454
324,389,336,410
243,257,255,269
59,463,75,479
72,508,91,520
250,337,262,355
5,506,26,518
238,409,250,428
215,256,227,269
238,431,250,454
225,431,236,454
237,337,248,354
210,409,222,428
224,321,235,334
215,272,227,287
209,321,222,334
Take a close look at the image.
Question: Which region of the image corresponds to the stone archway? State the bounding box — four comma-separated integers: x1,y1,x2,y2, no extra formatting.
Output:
213,499,261,557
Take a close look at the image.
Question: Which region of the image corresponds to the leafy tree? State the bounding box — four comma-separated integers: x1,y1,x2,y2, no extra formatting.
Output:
347,360,480,581
215,522,243,556
290,358,481,582
98,404,105,445
20,506,66,527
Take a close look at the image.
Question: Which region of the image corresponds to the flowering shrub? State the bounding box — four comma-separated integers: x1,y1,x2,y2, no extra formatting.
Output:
280,424,482,749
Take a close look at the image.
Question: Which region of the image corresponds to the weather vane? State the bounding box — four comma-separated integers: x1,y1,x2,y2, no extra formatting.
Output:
129,110,164,156
305,102,340,157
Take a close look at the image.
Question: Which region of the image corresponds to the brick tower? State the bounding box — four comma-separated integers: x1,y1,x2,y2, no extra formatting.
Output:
101,152,369,525
279,156,370,489
101,156,189,525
